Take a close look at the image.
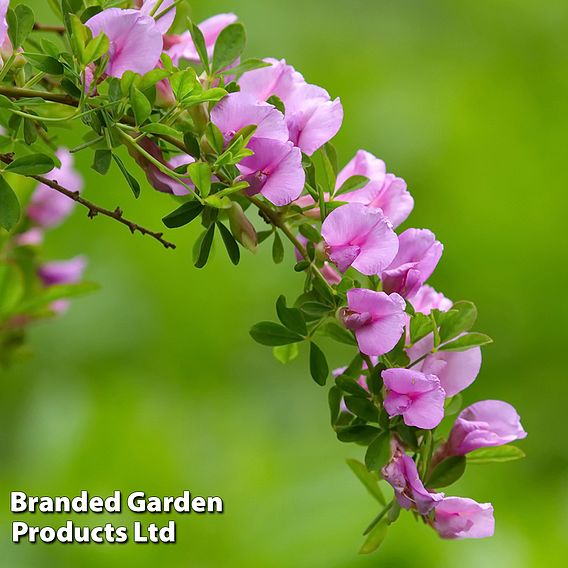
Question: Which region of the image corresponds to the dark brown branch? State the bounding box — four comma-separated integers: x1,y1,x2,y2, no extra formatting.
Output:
33,23,66,34
0,154,176,250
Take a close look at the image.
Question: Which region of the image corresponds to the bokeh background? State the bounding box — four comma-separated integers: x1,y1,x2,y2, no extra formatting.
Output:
1,0,567,566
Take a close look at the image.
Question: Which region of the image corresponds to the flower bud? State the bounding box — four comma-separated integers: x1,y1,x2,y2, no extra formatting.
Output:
228,202,258,253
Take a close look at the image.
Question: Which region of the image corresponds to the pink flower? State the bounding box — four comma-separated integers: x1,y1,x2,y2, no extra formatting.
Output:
137,0,176,34
38,257,87,287
237,138,304,206
166,13,238,64
0,0,8,45
407,334,482,397
14,228,44,247
434,497,495,540
411,285,453,315
343,289,406,357
383,368,446,430
321,203,398,275
321,262,342,285
337,151,414,228
210,92,289,144
445,400,527,456
239,58,343,155
27,149,83,228
130,139,194,196
382,229,443,298
382,445,444,515
86,9,164,78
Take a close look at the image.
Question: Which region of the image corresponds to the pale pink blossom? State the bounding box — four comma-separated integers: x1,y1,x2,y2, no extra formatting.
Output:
382,444,444,515
210,92,289,144
434,498,495,540
38,256,87,287
27,149,83,228
383,368,446,429
343,289,406,357
410,285,453,315
86,9,164,78
321,203,398,275
382,228,443,298
138,0,176,34
445,400,527,456
237,138,304,206
166,13,238,64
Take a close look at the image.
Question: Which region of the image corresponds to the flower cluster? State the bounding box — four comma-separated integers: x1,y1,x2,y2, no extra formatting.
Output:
0,0,526,554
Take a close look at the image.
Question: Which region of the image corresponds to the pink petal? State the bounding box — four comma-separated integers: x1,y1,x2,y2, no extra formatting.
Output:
336,150,386,190
139,0,176,34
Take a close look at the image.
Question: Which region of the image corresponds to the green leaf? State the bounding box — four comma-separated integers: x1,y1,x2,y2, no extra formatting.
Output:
212,23,246,74
130,87,152,125
335,175,369,197
0,263,24,312
23,118,37,145
16,282,99,315
266,94,285,114
194,223,216,269
273,343,299,365
0,176,21,231
216,221,240,265
0,95,17,109
272,232,284,264
365,432,390,472
335,375,369,398
187,162,211,198
220,58,270,78
467,445,526,464
359,518,388,555
346,396,378,423
427,456,466,488
140,123,180,137
439,301,478,343
92,149,112,175
5,154,54,175
162,201,203,229
25,53,64,75
7,5,34,49
276,295,307,336
250,322,304,346
169,69,198,102
444,393,463,417
309,342,329,386
321,321,357,346
179,88,227,108
187,18,210,74
298,223,321,243
299,301,333,317
410,312,435,344
346,459,386,505
112,155,141,198
205,122,225,154
440,332,493,352
328,386,342,425
84,32,109,64
336,425,381,444
183,132,201,158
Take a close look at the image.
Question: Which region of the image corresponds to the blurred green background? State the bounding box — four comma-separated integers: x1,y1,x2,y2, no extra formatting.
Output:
1,0,567,566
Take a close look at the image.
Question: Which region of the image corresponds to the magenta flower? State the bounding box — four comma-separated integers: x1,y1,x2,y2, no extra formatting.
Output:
14,228,44,247
382,445,444,515
321,203,398,275
337,150,414,228
86,9,164,78
445,400,527,456
237,138,304,206
383,368,446,430
434,497,495,540
343,289,406,357
210,92,289,144
38,257,87,287
407,334,482,397
382,229,443,298
137,0,176,34
239,58,343,155
166,13,238,64
27,149,83,228
410,284,453,315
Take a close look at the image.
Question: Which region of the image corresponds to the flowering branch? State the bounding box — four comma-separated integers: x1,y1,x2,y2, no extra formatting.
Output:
0,0,527,554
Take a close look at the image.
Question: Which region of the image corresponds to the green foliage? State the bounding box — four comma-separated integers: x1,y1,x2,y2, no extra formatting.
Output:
212,23,247,74
0,176,20,231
